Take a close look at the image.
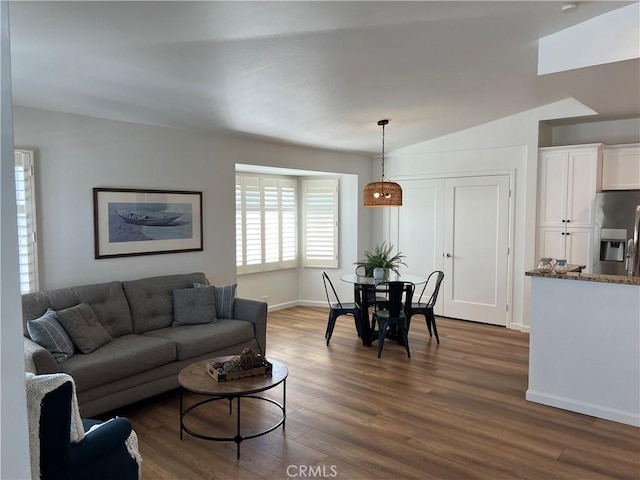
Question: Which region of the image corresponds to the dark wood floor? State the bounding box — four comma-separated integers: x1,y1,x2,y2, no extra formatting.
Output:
118,306,640,479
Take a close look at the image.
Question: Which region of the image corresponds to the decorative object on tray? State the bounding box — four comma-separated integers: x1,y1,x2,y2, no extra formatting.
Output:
206,348,272,382
354,241,406,278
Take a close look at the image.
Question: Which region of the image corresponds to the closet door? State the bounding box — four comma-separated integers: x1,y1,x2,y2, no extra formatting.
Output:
390,178,445,313
442,175,510,326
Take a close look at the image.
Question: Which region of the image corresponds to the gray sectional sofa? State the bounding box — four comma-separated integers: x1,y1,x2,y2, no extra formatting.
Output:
22,272,267,417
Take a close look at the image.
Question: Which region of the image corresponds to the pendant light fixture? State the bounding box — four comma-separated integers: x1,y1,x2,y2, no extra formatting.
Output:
363,119,403,207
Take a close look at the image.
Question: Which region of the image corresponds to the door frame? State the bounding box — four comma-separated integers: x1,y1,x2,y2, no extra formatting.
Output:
384,169,516,328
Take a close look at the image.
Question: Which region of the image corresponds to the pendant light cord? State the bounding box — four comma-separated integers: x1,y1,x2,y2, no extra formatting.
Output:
381,121,385,179
377,118,389,182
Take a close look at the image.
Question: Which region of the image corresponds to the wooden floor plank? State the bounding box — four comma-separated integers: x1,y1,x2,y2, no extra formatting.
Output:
112,307,639,479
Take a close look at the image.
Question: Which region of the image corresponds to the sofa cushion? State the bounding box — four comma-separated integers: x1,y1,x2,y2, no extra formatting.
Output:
194,282,236,319
123,272,208,333
27,309,75,363
40,282,133,338
172,287,216,326
59,334,176,392
21,291,52,335
143,319,255,361
215,284,237,319
56,303,112,354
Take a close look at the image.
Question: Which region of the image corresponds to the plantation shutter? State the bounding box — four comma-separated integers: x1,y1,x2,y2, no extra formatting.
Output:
236,174,297,274
14,150,39,293
235,179,244,268
263,179,280,264
303,178,338,268
280,182,297,265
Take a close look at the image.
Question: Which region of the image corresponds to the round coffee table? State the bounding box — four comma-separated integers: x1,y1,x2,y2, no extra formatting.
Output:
178,357,287,459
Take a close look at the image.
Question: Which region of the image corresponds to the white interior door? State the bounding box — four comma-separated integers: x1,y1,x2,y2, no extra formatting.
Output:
389,179,445,314
443,175,510,325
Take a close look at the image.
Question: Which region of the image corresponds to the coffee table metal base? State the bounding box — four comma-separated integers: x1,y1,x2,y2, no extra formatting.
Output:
179,380,286,460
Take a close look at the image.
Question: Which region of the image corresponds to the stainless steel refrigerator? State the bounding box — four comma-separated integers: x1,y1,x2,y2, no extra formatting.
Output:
594,191,640,276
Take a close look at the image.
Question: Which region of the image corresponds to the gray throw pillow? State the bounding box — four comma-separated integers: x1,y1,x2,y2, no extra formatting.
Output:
193,283,238,318
195,282,236,319
56,303,112,354
215,284,237,319
172,287,217,327
27,308,75,363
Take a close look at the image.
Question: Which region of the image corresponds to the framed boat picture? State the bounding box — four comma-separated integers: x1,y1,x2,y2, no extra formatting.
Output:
93,187,203,259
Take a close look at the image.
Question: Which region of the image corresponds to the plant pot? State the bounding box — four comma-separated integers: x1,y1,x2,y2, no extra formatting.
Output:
373,267,386,281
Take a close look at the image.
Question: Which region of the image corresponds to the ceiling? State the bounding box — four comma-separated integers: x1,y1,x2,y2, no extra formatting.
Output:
8,1,640,154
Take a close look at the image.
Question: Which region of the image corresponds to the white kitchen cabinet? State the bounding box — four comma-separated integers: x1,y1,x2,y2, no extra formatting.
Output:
539,226,567,261
602,144,640,191
538,144,601,273
538,144,602,228
538,226,593,271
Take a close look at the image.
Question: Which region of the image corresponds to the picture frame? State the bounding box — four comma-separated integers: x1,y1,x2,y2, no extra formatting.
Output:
93,187,203,259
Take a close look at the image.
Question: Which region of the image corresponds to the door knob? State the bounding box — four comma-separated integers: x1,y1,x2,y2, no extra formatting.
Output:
445,253,452,258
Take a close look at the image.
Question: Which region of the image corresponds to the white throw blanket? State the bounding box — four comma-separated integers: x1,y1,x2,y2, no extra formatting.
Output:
25,372,142,479
25,372,84,480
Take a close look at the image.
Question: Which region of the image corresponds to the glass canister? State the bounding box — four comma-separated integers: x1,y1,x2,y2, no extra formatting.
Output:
554,259,569,274
538,257,554,273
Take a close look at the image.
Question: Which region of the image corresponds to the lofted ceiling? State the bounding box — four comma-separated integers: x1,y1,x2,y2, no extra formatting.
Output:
8,1,640,154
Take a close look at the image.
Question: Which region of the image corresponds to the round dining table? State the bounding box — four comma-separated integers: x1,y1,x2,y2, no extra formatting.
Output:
340,273,427,346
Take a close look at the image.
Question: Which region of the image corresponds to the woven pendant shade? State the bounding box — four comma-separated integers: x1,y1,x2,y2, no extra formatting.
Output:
364,119,402,207
363,179,403,207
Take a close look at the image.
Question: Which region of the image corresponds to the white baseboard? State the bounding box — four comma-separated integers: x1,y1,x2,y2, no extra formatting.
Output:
526,389,640,427
266,300,299,312
266,300,326,312
508,322,530,333
296,300,325,308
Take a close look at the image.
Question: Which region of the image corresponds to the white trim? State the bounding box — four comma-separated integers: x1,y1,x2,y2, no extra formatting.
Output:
391,168,517,182
526,390,639,427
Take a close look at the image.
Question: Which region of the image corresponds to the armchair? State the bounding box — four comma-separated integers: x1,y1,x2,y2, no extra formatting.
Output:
26,373,140,480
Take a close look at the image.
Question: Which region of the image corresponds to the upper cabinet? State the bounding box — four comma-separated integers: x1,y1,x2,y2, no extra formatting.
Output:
538,144,602,228
602,144,640,191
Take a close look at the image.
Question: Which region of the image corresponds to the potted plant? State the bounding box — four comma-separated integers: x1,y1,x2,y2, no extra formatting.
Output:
354,242,406,279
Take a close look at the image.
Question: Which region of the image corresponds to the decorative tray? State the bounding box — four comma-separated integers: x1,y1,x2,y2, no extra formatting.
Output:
206,357,272,382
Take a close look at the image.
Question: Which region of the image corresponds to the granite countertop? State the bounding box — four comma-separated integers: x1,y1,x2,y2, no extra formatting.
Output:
525,265,640,286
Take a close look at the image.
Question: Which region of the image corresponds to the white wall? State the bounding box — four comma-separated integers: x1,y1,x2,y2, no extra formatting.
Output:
549,117,640,146
528,276,640,426
384,98,598,330
1,1,31,477
12,107,371,308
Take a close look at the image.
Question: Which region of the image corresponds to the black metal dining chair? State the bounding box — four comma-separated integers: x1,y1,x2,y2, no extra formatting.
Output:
371,281,414,358
354,265,389,311
322,271,362,345
407,271,444,344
